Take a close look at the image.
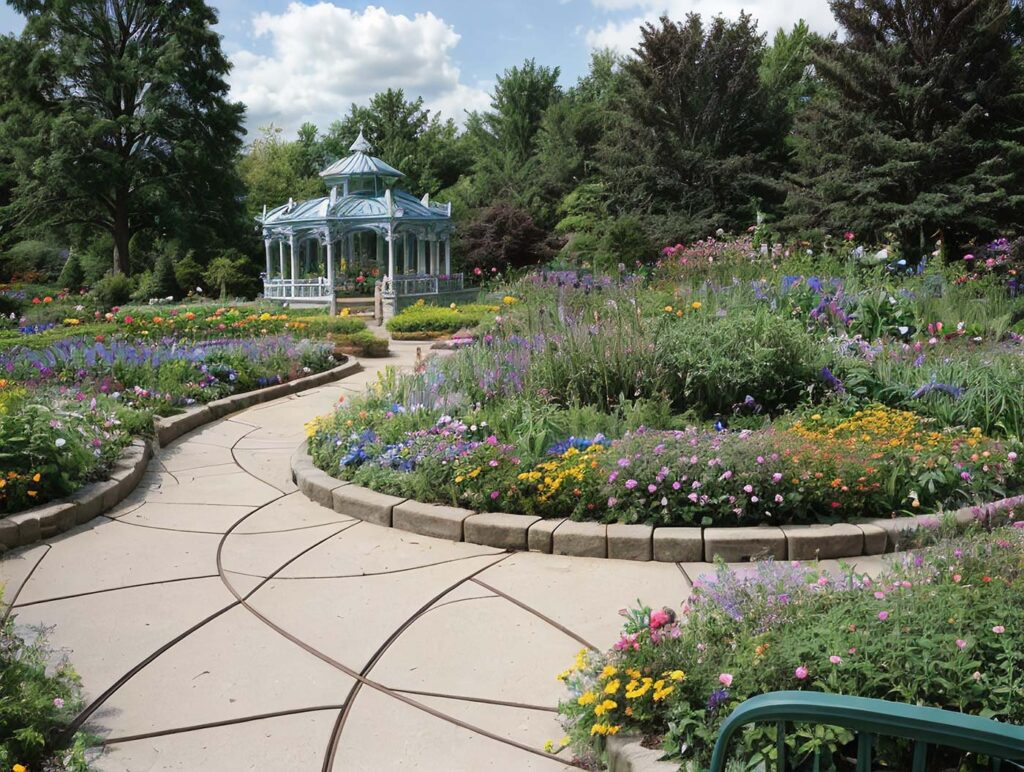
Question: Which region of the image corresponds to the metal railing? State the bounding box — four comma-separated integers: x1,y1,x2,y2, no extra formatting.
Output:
392,273,464,297
709,691,1024,772
263,278,332,300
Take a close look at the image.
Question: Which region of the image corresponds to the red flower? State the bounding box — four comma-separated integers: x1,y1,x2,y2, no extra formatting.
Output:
983,576,992,583
844,231,855,241
473,267,483,276
32,297,41,304
831,501,841,508
123,315,134,324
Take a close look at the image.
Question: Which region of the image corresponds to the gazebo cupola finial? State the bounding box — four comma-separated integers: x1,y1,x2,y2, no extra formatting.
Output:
350,127,372,154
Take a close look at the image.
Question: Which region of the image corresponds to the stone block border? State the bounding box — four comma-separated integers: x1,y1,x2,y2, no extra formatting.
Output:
0,358,363,553
606,735,676,772
292,441,1023,563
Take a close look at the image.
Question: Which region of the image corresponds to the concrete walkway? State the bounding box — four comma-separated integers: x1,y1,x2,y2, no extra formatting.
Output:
0,340,891,771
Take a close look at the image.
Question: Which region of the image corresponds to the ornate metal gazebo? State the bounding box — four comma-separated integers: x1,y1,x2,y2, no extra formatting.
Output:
258,130,457,315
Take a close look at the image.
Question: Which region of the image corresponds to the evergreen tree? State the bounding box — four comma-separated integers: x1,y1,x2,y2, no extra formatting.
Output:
1,0,246,274
152,246,181,299
56,249,84,291
600,14,787,244
786,0,1024,255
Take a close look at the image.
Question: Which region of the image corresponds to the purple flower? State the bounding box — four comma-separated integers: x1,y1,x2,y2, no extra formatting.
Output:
625,479,638,489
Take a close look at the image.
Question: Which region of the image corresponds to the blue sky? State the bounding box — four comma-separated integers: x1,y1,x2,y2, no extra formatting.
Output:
1,1,836,138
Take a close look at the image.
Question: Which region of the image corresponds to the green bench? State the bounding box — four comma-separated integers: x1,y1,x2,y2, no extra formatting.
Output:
708,691,1024,771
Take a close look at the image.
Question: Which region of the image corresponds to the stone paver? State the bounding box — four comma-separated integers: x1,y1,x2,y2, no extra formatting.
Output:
0,339,906,769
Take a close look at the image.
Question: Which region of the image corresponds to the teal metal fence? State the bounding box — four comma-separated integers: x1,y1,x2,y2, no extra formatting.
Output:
708,692,1024,772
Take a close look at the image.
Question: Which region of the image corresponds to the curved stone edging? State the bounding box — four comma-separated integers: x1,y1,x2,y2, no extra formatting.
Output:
0,358,363,554
606,735,675,771
292,441,1024,563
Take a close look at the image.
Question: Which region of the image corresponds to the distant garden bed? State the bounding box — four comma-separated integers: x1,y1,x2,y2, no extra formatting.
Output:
0,289,376,515
309,237,1024,529
385,300,501,337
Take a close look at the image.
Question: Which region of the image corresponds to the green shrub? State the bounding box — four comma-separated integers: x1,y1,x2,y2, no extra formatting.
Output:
91,273,135,309
664,305,824,414
288,315,368,336
173,254,204,294
57,251,86,291
0,241,65,281
386,301,497,335
333,330,389,357
0,615,89,771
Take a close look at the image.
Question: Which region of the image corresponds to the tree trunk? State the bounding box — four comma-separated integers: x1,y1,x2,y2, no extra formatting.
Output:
112,191,131,275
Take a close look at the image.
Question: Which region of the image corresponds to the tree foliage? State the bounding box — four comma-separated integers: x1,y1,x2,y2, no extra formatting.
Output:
600,14,788,244
786,0,1024,255
1,0,247,274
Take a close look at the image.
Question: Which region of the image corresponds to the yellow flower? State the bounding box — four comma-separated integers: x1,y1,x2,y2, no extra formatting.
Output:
32,473,41,483
14,764,28,772
502,295,517,305
577,691,597,706
544,740,555,753
603,678,620,695
691,301,702,310
449,303,457,309
811,414,822,421
594,698,618,717
560,736,570,748
653,684,674,701
664,305,673,313
667,670,686,682
607,725,621,735
626,668,641,679
599,665,617,679
590,723,609,736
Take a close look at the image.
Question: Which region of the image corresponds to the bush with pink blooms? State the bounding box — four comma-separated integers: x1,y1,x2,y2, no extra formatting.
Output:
555,521,1024,770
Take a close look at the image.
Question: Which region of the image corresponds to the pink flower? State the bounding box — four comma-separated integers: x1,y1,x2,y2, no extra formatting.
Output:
625,479,637,489
743,484,753,494
53,697,65,708
956,639,967,650
993,625,1005,634
771,472,782,483
873,591,885,599
649,609,671,630
719,673,733,687
794,666,808,680
647,484,657,493
489,491,500,500
878,611,889,621
829,655,842,665
844,231,855,241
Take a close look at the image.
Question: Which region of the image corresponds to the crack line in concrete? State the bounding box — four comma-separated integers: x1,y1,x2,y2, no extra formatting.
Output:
1,544,52,626
13,574,221,609
101,703,347,746
470,577,599,653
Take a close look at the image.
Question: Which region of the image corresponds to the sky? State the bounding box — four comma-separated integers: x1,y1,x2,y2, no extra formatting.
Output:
0,1,838,140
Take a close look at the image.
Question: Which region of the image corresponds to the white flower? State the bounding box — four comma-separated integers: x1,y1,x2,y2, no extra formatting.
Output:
55,438,66,448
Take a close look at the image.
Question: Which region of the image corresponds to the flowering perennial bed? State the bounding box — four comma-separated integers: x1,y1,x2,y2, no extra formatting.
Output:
0,333,337,514
310,255,1024,528
555,523,1024,770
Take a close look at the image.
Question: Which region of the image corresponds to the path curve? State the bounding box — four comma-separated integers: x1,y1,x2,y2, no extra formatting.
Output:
1,339,890,770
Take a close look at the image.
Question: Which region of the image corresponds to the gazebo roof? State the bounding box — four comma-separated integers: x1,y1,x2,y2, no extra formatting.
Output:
319,129,404,184
261,188,450,231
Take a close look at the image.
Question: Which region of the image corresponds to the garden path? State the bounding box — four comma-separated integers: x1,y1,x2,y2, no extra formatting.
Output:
0,339,892,771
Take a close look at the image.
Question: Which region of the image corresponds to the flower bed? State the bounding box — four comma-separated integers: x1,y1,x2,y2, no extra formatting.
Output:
554,522,1024,770
0,334,339,515
1,614,89,771
310,235,1024,528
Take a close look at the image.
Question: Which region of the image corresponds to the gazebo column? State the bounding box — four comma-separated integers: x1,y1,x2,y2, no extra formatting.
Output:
431,240,440,275
387,226,396,282
403,234,410,274
326,237,336,317
444,236,451,276
376,231,384,272
278,241,286,279
264,238,273,282
417,238,426,274
289,234,298,288
348,233,356,270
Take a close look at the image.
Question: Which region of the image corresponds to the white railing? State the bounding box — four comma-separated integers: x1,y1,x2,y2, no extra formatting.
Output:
263,278,332,300
392,273,464,297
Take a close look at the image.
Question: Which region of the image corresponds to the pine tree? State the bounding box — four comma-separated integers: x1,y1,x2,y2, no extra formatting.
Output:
152,247,181,299
57,250,84,291
786,0,1024,256
599,14,788,243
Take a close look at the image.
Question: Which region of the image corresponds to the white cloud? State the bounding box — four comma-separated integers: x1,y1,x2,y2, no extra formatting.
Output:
229,3,491,136
584,0,837,55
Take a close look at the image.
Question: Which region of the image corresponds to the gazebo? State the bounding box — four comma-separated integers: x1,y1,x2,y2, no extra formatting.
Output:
259,130,458,316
